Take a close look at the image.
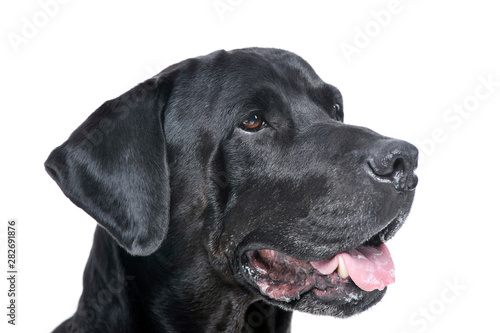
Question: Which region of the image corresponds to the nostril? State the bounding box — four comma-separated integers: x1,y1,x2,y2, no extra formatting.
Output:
368,159,411,191
367,142,418,192
368,157,404,178
391,157,405,179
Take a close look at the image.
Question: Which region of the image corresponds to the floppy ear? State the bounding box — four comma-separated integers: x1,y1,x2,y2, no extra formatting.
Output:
45,66,182,256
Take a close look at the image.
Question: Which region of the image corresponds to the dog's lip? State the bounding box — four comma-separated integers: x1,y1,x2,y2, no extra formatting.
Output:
239,242,394,302
236,217,405,303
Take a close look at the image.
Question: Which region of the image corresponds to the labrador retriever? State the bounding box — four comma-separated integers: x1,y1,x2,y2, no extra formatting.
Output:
45,48,418,332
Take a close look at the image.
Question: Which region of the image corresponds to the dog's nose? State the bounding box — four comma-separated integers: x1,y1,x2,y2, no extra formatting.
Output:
367,139,419,191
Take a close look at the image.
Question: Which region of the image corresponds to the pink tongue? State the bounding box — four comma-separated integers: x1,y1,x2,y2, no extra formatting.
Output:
310,244,395,292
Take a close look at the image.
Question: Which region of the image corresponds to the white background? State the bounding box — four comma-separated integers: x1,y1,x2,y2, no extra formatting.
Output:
1,0,499,332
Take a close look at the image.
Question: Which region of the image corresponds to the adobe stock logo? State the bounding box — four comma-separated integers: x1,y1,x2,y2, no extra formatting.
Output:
400,278,467,333
339,0,414,64
414,74,499,165
212,0,245,21
7,0,71,54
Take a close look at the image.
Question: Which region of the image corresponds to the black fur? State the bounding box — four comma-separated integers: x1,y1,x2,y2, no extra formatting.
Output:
45,48,418,332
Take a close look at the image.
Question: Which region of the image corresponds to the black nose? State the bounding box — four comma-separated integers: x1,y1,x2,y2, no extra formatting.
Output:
367,139,419,192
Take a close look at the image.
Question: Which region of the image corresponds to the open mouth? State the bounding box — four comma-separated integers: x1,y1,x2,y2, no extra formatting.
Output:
241,243,395,303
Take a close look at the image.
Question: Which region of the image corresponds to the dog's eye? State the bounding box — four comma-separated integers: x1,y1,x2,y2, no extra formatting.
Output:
240,114,265,131
332,103,343,121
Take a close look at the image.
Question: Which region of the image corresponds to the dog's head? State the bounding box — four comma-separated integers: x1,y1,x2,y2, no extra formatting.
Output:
46,48,417,317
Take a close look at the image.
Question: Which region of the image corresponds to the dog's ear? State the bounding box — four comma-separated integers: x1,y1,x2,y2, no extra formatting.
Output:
45,65,183,256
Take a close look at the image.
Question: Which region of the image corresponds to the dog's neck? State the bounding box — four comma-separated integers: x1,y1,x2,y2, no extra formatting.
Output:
57,226,292,333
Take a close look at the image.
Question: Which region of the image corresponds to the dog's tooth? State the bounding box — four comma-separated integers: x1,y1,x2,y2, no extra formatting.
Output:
337,256,350,279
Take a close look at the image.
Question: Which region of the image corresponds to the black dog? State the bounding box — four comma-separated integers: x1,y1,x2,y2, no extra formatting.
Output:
45,48,418,332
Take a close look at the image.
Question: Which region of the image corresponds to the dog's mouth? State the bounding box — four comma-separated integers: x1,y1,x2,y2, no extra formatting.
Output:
241,243,394,303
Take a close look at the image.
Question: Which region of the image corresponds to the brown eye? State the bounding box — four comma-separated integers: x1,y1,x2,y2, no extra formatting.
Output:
240,114,265,131
333,103,343,121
